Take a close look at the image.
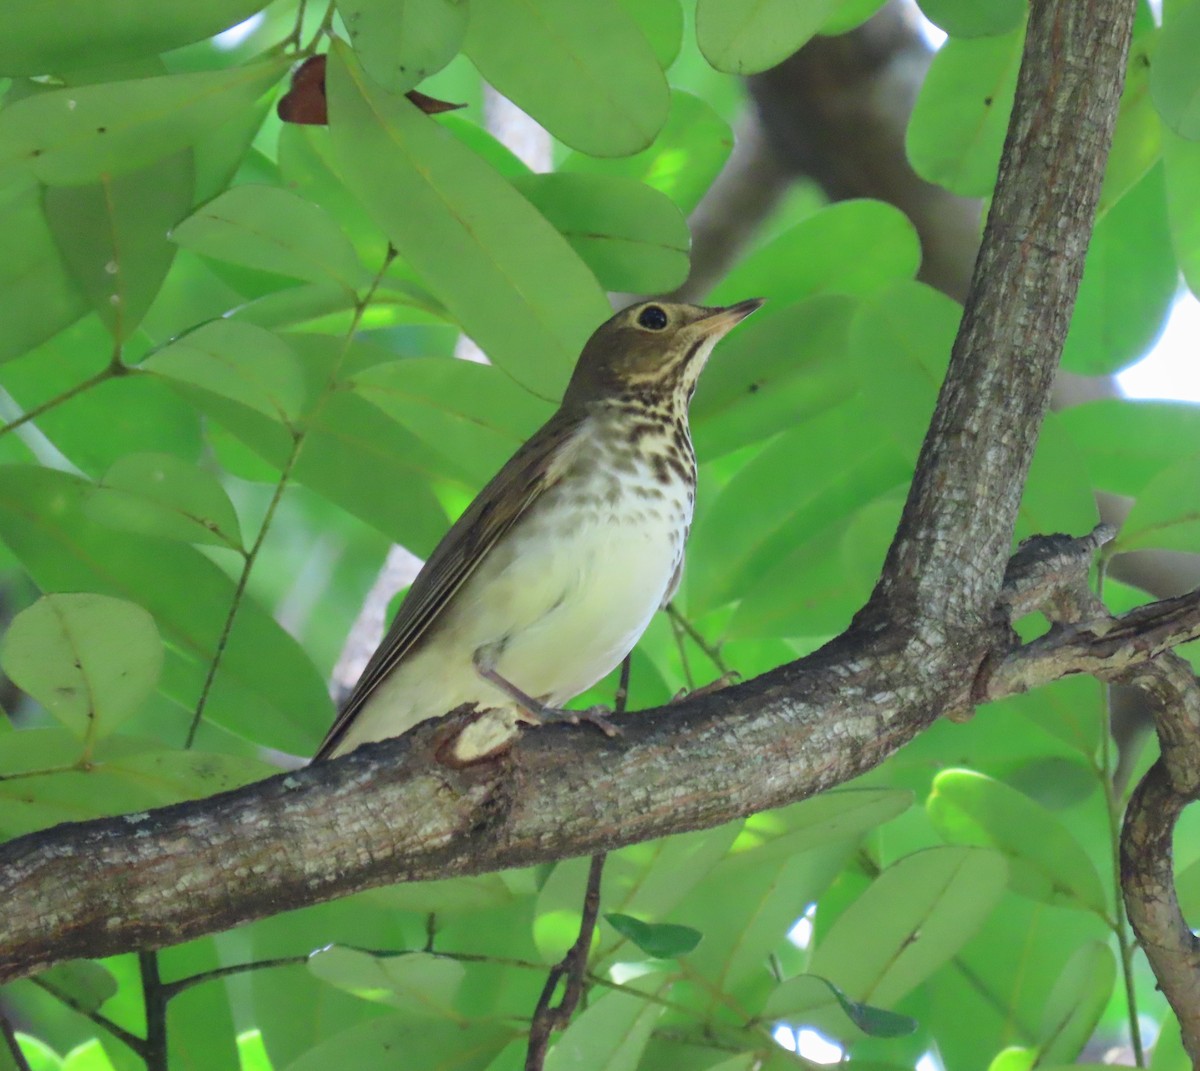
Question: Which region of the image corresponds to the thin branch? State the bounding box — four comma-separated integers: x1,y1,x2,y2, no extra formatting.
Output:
184,245,397,747
139,952,167,1071
525,852,606,1071
28,976,146,1056
0,358,127,441
0,1014,32,1071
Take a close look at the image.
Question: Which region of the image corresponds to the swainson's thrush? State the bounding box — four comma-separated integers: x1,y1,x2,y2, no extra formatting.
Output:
316,298,762,761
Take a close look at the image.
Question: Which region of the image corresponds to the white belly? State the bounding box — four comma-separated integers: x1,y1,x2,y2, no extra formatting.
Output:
332,445,691,756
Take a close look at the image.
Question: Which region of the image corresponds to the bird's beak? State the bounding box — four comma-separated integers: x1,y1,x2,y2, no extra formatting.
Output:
697,297,766,337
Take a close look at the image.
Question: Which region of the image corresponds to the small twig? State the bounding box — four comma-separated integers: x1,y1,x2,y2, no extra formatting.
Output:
28,976,146,1056
0,355,128,441
160,955,309,1000
0,1013,32,1071
184,245,397,747
140,951,168,1071
525,661,629,1070
525,852,607,1071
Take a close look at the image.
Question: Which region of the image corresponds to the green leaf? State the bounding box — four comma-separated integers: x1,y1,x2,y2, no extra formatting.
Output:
1163,130,1200,292
926,769,1109,915
1016,414,1098,541
712,200,921,308
906,26,1024,196
0,731,272,836
0,0,269,75
764,974,917,1038
675,842,850,992
0,467,333,753
1057,399,1200,496
143,319,306,425
696,0,838,75
848,281,961,458
739,788,913,861
34,962,118,1014
0,59,290,186
287,1017,508,1071
1150,0,1200,140
2,317,204,478
463,0,669,156
559,91,733,215
1098,36,1162,218
61,1040,117,1071
326,43,610,395
352,356,553,487
86,452,243,551
691,295,859,459
616,0,683,69
44,152,191,340
916,0,1024,37
810,845,1008,1006
512,173,690,294
340,0,468,93
171,185,366,293
603,914,702,958
1,593,162,743
1060,165,1177,375
544,981,666,1071
1037,941,1116,1064
688,398,912,614
0,176,87,362
308,948,465,1017
1114,453,1200,553
9,1035,62,1071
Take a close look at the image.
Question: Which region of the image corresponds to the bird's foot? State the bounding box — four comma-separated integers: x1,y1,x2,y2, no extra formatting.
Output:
543,704,622,738
671,671,741,703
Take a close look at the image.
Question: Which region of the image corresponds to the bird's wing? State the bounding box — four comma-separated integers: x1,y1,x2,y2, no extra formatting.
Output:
314,409,585,759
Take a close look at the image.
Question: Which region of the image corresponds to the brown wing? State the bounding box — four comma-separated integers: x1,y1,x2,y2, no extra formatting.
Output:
314,408,584,760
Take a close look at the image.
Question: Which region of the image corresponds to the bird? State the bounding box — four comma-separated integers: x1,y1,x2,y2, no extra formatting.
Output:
314,297,763,762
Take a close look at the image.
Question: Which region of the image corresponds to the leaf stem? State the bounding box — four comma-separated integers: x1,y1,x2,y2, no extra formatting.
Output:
139,951,168,1071
0,353,127,441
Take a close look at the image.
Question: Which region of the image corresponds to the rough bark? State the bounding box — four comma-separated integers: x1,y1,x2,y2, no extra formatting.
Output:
0,0,1142,986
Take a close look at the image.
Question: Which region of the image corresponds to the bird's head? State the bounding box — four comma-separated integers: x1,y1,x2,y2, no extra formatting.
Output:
562,298,764,412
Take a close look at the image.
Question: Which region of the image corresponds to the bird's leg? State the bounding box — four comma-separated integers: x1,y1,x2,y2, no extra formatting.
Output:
473,657,622,738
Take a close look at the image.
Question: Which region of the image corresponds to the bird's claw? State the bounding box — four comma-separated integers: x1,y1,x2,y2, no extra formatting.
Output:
560,705,622,738
671,671,741,703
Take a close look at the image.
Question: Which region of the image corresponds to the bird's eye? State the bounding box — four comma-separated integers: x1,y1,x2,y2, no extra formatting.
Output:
637,305,669,330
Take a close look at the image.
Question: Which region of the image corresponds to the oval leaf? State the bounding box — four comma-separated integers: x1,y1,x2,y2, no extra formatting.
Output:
604,914,702,958
86,452,243,551
906,28,1024,197
171,185,365,293
308,947,465,1017
1,593,162,743
512,172,690,294
326,43,610,394
1150,0,1200,141
810,845,1008,1007
697,0,838,74
142,319,305,425
463,0,669,157
0,60,289,187
340,0,468,93
0,0,269,75
926,769,1109,916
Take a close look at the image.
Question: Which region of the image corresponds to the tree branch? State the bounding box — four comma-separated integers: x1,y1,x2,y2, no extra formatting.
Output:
0,0,1138,991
